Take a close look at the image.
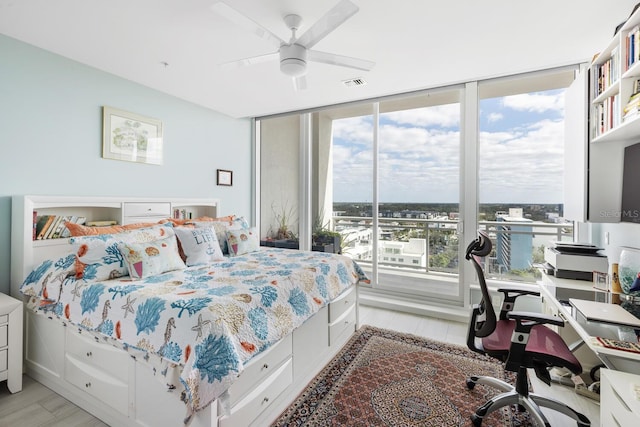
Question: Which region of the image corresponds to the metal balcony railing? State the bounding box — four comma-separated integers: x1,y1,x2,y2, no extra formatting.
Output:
332,215,573,282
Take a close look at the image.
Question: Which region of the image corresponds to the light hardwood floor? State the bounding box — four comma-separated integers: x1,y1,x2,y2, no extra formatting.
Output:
0,304,599,426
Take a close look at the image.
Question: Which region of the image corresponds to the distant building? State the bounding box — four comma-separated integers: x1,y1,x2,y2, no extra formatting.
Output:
378,238,426,268
336,225,373,261
496,208,533,272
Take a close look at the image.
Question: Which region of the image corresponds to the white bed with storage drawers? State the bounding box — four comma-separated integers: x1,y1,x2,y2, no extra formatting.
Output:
10,195,363,427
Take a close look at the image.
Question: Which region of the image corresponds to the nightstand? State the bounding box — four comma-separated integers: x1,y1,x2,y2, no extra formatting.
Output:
0,292,22,393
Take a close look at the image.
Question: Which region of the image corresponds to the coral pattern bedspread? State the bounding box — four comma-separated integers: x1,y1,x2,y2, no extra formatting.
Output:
21,247,368,419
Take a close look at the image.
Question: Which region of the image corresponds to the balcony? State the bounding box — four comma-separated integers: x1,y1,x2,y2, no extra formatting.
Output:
333,216,573,286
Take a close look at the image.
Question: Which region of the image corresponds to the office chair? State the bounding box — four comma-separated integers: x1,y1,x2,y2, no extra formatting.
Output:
465,230,590,427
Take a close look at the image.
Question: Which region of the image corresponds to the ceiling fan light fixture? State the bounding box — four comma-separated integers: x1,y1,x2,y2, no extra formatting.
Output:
281,58,307,76
280,44,308,77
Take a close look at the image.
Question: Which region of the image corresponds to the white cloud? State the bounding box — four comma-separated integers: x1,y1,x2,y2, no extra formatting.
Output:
487,112,503,122
479,119,564,203
381,104,460,127
332,93,565,204
502,92,564,114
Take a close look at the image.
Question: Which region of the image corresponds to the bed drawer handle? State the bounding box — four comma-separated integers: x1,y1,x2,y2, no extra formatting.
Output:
262,363,269,370
612,387,632,412
86,351,92,357
85,382,92,388
261,397,269,405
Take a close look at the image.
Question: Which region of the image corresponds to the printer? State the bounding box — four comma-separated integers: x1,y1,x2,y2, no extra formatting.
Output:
543,242,608,281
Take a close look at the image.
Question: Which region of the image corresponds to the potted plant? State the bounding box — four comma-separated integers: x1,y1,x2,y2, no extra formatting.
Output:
312,214,341,254
271,202,299,249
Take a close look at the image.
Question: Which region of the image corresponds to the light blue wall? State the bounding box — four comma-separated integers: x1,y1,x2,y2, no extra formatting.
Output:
0,34,253,295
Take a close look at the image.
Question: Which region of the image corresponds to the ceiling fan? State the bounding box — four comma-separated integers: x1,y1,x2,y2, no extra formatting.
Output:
212,0,375,90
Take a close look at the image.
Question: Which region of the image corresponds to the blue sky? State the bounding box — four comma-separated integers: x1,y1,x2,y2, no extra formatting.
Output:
332,89,566,204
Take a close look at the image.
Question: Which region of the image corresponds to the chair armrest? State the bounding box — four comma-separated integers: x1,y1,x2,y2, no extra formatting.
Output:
497,289,541,320
497,288,540,298
507,310,564,329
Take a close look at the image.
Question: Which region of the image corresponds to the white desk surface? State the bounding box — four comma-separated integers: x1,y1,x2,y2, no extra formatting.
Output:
538,273,640,370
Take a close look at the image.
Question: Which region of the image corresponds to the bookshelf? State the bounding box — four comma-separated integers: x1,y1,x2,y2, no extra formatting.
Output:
565,6,640,223
10,195,220,297
591,7,640,143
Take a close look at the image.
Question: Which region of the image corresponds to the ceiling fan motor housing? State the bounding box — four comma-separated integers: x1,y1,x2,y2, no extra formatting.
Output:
280,44,308,76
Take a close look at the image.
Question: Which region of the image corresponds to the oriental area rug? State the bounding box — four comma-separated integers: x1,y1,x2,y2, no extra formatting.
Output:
272,325,531,427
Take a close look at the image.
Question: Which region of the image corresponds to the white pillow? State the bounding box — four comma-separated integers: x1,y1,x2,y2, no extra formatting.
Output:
70,224,175,281
226,227,260,256
188,216,249,254
174,226,225,266
117,234,186,279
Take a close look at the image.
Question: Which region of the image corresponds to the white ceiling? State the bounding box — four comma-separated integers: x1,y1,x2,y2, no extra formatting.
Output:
1,0,638,119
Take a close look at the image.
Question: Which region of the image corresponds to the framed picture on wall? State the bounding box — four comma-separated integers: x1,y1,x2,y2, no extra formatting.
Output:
217,169,233,186
102,106,163,165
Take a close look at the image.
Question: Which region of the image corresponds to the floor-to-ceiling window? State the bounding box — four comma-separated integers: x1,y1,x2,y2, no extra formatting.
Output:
478,70,576,284
257,65,579,308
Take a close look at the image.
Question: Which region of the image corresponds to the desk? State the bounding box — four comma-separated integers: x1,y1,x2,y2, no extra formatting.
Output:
539,273,640,374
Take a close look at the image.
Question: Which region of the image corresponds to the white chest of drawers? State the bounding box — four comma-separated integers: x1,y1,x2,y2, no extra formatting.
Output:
0,292,23,393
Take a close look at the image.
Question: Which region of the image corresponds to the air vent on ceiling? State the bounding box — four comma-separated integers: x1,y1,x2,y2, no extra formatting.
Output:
342,77,367,87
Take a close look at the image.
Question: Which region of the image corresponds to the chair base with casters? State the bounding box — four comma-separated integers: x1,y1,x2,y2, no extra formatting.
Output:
466,368,591,427
464,230,591,427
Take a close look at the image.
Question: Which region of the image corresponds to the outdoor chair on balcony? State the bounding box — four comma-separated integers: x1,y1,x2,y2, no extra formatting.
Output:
464,230,590,427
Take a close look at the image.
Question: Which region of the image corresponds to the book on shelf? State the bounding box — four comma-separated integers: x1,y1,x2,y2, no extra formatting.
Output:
49,216,66,239
35,215,55,240
627,25,640,69
173,208,193,220
43,215,63,240
624,108,640,121
34,215,88,240
32,211,37,240
624,99,640,113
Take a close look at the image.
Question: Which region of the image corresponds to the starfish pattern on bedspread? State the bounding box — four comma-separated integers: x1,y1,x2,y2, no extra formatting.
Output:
21,247,369,423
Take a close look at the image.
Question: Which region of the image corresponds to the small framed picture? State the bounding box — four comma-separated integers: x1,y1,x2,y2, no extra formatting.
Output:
217,169,233,186
593,270,610,291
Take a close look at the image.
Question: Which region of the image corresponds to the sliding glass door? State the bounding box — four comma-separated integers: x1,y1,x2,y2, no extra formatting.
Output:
372,90,462,300
256,65,578,307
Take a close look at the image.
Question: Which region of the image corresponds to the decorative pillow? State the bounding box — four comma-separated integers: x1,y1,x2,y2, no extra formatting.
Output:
188,216,249,254
226,227,260,257
173,225,225,266
65,221,158,236
70,224,174,281
118,235,186,279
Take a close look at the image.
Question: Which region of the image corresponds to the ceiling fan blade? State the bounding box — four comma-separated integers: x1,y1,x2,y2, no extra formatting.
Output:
295,0,359,49
211,1,285,48
308,50,375,71
219,52,279,69
293,75,308,91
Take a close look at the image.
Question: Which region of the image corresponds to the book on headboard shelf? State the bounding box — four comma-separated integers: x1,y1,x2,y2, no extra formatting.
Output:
33,215,87,240
32,211,37,240
35,215,55,240
44,216,63,240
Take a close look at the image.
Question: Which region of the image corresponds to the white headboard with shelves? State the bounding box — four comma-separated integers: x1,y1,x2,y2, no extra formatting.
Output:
10,195,219,298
